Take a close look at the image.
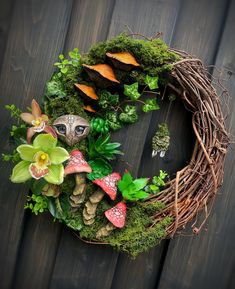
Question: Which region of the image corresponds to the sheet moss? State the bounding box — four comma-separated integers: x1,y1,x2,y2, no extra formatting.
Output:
79,200,172,258
82,33,180,77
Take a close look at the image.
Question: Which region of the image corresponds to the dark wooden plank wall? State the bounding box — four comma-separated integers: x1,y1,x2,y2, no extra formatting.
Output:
0,1,234,289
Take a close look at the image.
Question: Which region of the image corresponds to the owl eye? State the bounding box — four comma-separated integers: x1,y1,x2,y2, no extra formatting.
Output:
54,124,66,135
75,126,85,135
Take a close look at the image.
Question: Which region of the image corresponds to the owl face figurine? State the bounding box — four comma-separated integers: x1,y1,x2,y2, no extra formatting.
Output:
53,115,90,146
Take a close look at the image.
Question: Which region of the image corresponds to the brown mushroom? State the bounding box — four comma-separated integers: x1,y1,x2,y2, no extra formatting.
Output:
82,64,120,88
106,51,140,71
74,83,98,101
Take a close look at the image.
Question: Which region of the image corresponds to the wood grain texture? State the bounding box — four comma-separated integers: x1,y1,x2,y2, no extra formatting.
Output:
0,0,234,288
157,1,235,289
49,2,119,289
0,0,15,73
0,0,73,288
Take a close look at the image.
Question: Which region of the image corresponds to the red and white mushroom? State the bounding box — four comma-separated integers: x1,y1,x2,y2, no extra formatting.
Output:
105,202,127,228
64,150,92,175
64,150,92,210
93,172,121,200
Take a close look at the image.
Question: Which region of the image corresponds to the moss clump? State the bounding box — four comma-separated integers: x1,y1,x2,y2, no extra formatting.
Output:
105,205,172,258
83,33,180,76
78,200,171,258
44,95,89,122
63,210,84,231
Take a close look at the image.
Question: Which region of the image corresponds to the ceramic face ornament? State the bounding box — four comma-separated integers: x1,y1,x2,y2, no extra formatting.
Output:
53,115,90,146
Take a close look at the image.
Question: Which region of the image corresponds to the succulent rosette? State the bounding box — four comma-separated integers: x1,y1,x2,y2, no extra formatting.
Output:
11,134,69,185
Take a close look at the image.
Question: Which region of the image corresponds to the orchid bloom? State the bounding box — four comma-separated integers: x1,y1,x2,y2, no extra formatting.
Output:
20,99,57,143
11,134,69,185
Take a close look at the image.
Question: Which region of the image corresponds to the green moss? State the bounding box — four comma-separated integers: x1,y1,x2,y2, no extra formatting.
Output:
78,200,171,258
82,33,180,77
44,95,89,122
63,210,84,231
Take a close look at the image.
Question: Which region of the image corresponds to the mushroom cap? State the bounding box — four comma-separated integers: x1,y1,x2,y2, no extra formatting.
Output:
106,52,140,66
105,202,127,228
82,64,120,85
74,83,98,100
93,172,121,200
64,150,92,175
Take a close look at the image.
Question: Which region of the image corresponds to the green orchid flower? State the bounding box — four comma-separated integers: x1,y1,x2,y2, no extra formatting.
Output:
11,134,69,185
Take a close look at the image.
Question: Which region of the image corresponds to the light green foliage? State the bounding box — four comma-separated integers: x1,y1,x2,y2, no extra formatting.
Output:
145,170,168,194
5,104,22,120
118,171,149,201
144,75,159,90
90,117,109,134
25,194,48,215
2,150,20,163
45,80,67,99
98,90,119,109
87,134,122,161
105,111,122,131
87,158,112,181
119,105,138,124
124,82,140,100
142,99,160,113
54,48,81,75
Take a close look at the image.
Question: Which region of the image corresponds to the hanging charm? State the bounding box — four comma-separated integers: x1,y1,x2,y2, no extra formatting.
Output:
152,123,170,158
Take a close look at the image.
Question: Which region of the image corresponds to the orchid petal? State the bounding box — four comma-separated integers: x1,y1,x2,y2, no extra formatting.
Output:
11,161,31,183
29,163,49,180
44,164,64,185
27,127,36,143
17,144,38,161
31,99,42,118
49,147,69,165
21,113,34,124
33,134,57,150
44,125,57,138
41,114,49,122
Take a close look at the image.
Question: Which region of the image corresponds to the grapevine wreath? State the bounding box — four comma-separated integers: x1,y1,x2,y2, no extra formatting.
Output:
4,34,229,257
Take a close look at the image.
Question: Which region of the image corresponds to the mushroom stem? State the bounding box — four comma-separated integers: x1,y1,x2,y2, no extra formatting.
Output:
69,173,87,211
96,223,116,239
83,189,105,225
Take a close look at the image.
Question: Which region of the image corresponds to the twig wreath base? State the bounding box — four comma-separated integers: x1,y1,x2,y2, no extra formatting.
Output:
6,34,229,257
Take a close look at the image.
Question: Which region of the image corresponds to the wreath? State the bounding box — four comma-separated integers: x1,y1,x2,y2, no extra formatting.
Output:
4,33,229,258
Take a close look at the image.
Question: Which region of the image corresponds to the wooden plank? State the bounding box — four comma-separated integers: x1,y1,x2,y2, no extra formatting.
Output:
0,0,73,288
48,1,119,289
50,1,182,289
0,0,15,72
157,1,235,289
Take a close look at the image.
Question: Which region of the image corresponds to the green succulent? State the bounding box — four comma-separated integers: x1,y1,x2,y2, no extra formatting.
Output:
118,171,149,201
87,158,112,181
119,105,138,124
145,170,168,194
11,134,69,185
87,134,123,161
90,117,110,134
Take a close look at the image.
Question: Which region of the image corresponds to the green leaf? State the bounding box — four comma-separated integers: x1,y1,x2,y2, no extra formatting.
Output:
49,147,69,164
119,105,138,124
133,178,149,190
87,158,112,181
33,134,57,150
11,161,31,183
118,171,133,192
44,164,64,185
17,145,39,161
124,82,141,100
133,190,149,200
61,67,68,74
144,75,158,90
30,178,48,195
142,99,160,113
